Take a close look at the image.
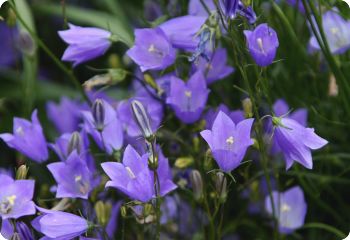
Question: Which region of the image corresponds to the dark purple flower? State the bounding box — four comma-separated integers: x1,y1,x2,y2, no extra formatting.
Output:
46,97,85,134
159,15,206,51
58,23,112,66
81,99,124,154
0,174,35,219
237,1,257,24
201,111,254,172
272,116,328,169
0,220,34,239
32,210,88,239
127,28,176,72
105,201,122,238
102,145,177,202
265,186,307,234
244,23,279,67
286,0,305,13
0,110,49,162
166,71,210,124
220,0,239,19
0,22,18,67
194,48,235,84
47,151,96,199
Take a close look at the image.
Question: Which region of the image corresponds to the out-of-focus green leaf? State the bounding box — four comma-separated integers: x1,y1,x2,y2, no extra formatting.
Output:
33,3,133,47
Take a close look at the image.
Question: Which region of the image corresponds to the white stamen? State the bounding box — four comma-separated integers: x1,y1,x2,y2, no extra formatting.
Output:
256,38,265,53
126,167,136,179
16,126,24,136
226,136,234,145
185,91,192,98
281,203,291,212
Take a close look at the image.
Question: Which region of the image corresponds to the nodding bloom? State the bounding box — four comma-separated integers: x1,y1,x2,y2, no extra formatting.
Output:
200,111,254,172
194,48,235,84
244,23,279,67
58,23,112,66
0,174,35,220
166,71,210,124
265,186,307,234
127,28,176,72
102,145,177,202
0,110,49,163
309,10,350,54
81,99,124,155
272,115,328,170
47,151,97,199
32,210,89,239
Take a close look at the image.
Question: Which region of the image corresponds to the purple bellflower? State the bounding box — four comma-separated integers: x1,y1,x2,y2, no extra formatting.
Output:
265,186,307,234
200,111,254,172
32,210,89,239
81,99,124,155
272,115,328,170
47,151,96,199
127,28,176,72
58,23,112,66
244,23,279,67
237,1,257,24
309,10,350,54
188,0,216,16
0,174,35,220
219,0,239,19
166,71,210,124
102,145,177,202
0,110,49,163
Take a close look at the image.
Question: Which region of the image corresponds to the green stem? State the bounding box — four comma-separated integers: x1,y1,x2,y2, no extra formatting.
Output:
302,223,346,238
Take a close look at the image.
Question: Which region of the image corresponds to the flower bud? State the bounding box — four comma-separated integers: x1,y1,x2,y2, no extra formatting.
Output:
18,31,36,56
190,170,203,201
174,156,194,169
131,100,153,140
215,172,227,203
67,131,82,155
120,205,127,218
94,201,112,227
242,98,253,118
92,99,105,131
16,165,28,180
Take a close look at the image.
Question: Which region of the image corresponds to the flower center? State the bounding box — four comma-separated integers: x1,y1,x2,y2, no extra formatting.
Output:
280,203,291,213
126,167,136,179
16,126,25,136
148,44,163,57
0,195,16,214
256,38,265,54
75,175,89,195
226,136,234,145
185,90,192,98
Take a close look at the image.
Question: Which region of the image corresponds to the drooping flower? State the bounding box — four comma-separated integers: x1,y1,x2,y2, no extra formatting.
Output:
244,23,279,67
265,186,307,234
102,145,177,202
309,10,350,54
194,48,235,84
58,23,112,66
46,97,86,134
200,111,254,172
0,174,35,220
166,71,210,124
47,151,96,199
0,110,49,162
81,99,124,155
272,116,328,170
32,210,89,239
127,28,176,72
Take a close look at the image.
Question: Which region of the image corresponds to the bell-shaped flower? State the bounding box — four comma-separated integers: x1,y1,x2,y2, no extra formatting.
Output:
0,110,48,163
0,174,35,220
272,116,328,169
32,210,88,239
102,145,177,202
58,24,112,66
219,0,239,19
47,151,97,199
244,23,279,67
166,71,210,124
81,99,124,155
265,186,307,234
309,10,350,54
200,111,254,172
127,28,176,72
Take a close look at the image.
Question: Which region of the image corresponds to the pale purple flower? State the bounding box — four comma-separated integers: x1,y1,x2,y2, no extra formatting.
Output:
201,111,254,172
102,145,177,202
127,28,176,72
265,186,307,234
244,23,279,67
166,71,210,124
188,0,216,16
0,174,35,220
58,23,112,66
204,104,244,128
0,110,49,162
272,116,328,169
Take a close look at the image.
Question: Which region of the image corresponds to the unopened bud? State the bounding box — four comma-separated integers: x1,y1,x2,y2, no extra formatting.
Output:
215,172,227,203
131,100,153,140
190,170,203,201
242,98,253,118
174,157,194,169
16,165,28,180
146,141,158,170
17,31,36,56
120,205,127,218
67,131,82,155
92,99,105,131
94,201,112,227
143,74,158,90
